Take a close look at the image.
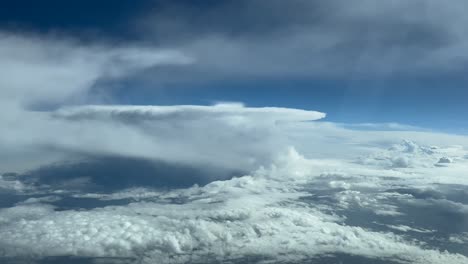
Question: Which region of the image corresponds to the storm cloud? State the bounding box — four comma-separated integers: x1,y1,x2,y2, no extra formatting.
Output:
133,0,468,81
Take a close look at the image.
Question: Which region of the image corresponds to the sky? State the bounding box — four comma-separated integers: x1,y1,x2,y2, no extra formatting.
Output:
1,1,468,264
1,0,467,131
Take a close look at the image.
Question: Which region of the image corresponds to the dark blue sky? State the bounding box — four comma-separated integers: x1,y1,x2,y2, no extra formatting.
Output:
2,0,468,132
0,1,144,37
106,78,466,132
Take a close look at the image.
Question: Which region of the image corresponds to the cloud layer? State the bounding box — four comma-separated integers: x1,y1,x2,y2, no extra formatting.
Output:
135,0,468,81
1,140,468,263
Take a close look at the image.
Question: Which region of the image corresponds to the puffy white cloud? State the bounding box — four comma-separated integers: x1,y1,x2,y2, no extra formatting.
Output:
2,121,468,262
1,148,468,263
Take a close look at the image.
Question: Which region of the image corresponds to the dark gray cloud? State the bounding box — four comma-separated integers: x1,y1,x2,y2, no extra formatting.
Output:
133,0,468,81
2,1,467,89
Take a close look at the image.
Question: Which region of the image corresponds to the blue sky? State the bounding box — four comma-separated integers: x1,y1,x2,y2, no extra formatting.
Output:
105,77,468,131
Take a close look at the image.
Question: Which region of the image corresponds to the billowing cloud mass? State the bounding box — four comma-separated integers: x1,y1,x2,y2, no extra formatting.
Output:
0,102,326,173
0,32,192,171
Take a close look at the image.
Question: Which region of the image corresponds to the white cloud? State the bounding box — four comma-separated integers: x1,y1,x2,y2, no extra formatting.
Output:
2,116,468,262
0,99,327,173
1,149,468,263
384,224,435,234
449,233,468,244
54,103,326,123
0,31,328,173
0,175,27,192
0,32,193,171
0,32,192,107
2,33,468,176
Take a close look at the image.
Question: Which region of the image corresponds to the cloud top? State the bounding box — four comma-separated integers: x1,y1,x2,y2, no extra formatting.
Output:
53,104,326,123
